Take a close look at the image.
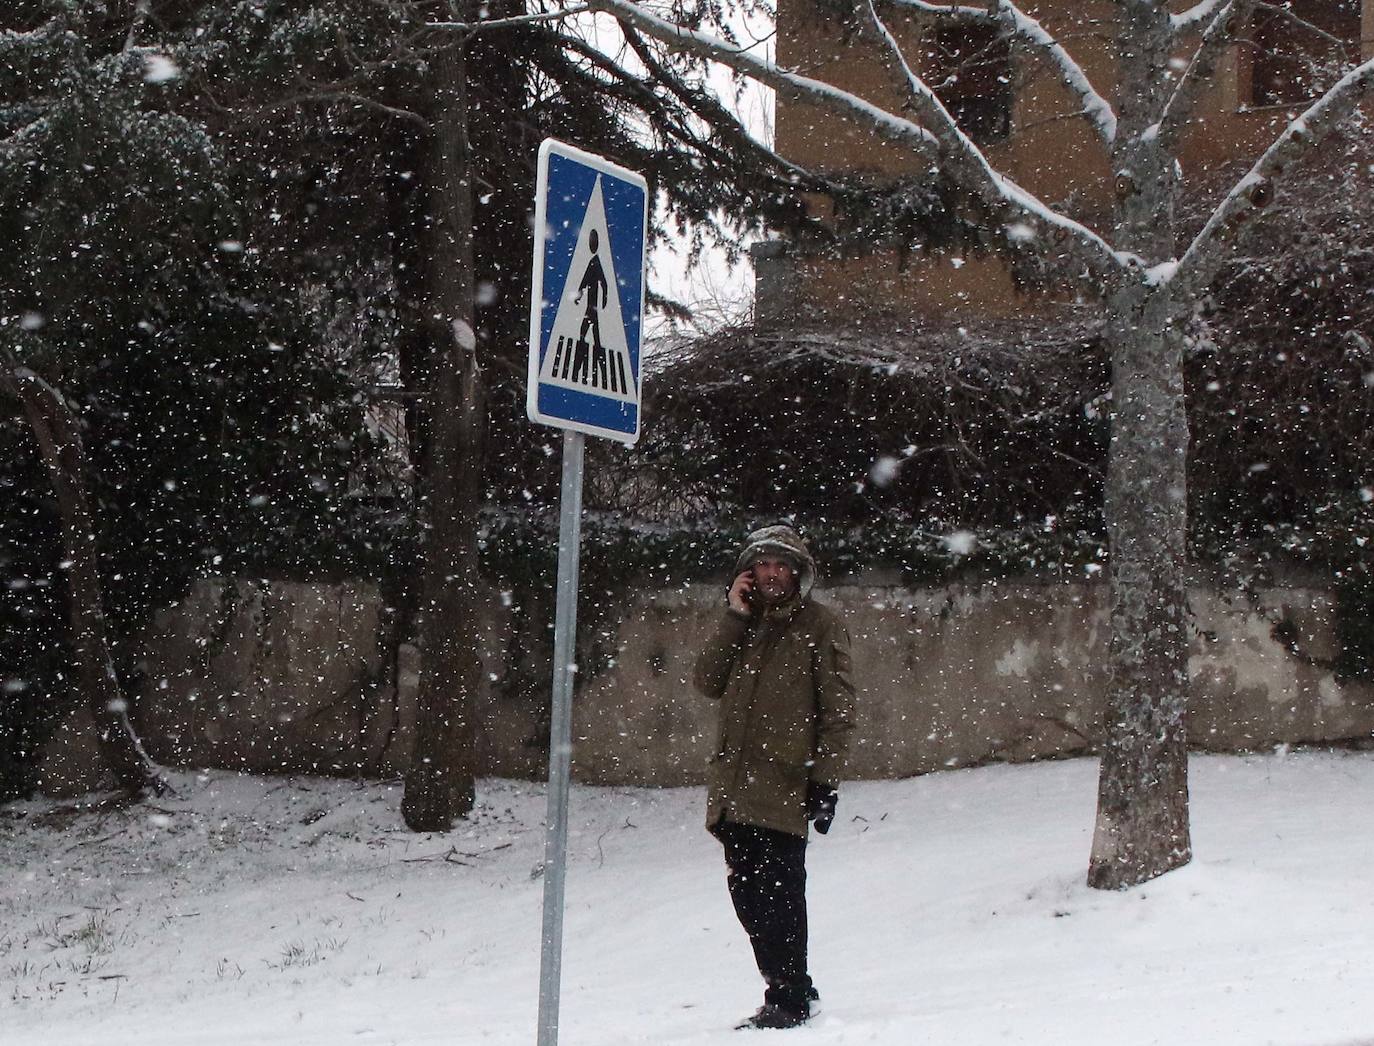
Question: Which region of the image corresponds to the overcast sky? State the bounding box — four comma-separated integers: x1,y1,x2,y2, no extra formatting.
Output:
636,12,776,341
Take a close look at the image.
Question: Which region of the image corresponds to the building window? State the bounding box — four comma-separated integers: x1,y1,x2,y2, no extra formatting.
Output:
929,24,1013,146
1250,0,1361,107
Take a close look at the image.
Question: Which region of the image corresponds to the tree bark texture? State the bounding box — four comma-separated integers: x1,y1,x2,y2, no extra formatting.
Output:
1090,286,1193,888
1088,7,1193,889
0,366,161,795
401,37,486,833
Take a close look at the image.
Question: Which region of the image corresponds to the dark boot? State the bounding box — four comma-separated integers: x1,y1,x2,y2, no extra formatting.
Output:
735,1002,810,1030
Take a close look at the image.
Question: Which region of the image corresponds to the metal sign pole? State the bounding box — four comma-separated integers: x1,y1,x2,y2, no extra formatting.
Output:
528,140,645,1045
536,429,585,1046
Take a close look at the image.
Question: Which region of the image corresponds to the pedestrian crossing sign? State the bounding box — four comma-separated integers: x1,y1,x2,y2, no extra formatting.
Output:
528,140,648,445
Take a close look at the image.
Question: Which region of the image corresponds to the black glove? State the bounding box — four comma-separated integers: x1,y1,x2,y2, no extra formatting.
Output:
806,781,838,835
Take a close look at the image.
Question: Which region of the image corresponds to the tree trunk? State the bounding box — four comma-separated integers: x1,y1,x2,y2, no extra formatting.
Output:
401,38,485,832
0,366,162,795
1088,8,1192,889
1089,286,1193,888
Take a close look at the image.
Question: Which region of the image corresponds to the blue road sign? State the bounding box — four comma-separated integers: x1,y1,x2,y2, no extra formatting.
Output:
528,140,648,445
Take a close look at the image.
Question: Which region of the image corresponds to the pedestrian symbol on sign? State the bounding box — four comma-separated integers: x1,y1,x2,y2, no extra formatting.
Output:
538,176,635,401
571,229,607,386
528,140,646,445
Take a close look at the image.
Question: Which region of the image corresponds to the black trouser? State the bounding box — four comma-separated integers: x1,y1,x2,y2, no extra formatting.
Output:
715,820,813,1012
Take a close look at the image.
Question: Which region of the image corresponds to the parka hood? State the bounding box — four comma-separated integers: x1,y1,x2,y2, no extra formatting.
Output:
733,524,816,601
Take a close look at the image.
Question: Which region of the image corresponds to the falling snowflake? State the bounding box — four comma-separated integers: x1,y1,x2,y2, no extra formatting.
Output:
869,456,902,488
452,319,477,351
144,54,181,83
942,531,977,556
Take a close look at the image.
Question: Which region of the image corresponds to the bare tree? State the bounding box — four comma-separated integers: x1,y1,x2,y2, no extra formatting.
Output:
582,0,1374,887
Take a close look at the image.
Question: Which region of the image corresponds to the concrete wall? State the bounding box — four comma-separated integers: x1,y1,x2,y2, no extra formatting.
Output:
127,579,391,775
38,573,1374,795
573,578,1374,785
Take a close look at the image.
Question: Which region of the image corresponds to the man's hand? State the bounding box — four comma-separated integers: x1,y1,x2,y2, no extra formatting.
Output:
727,570,755,616
806,781,838,834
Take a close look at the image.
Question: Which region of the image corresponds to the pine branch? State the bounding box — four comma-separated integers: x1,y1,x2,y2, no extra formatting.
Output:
230,76,432,131
618,25,841,198
427,3,593,34
585,0,941,156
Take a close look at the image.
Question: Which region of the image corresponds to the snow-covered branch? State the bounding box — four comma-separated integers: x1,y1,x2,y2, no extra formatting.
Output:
1173,55,1374,296
584,0,941,157
1167,0,1353,145
587,0,1124,285
618,27,830,195
562,24,839,209
1170,0,1229,32
860,2,1125,279
888,0,1117,144
1157,0,1252,151
427,4,593,33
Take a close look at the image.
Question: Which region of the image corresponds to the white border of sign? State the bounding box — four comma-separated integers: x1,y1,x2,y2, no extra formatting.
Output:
527,138,648,445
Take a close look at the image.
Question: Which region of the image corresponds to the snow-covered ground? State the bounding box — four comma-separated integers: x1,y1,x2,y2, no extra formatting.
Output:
2,751,1372,1045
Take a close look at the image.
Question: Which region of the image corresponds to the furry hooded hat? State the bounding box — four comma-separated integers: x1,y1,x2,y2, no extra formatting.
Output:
733,524,816,601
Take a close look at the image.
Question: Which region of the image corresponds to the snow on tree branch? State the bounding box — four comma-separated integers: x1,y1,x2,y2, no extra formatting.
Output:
584,0,940,156
1170,0,1230,32
0,114,51,157
427,4,594,34
1173,55,1374,296
1157,0,1253,151
587,0,1125,285
889,0,1117,144
0,18,62,50
618,27,832,196
860,0,1130,277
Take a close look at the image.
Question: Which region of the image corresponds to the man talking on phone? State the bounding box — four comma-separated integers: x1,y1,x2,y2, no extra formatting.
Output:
693,524,855,1030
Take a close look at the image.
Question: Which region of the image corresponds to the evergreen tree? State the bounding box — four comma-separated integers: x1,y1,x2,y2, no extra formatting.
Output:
1,1,831,805
0,2,384,797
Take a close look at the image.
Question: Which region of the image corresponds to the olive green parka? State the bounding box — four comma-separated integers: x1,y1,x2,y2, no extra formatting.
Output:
693,584,856,839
